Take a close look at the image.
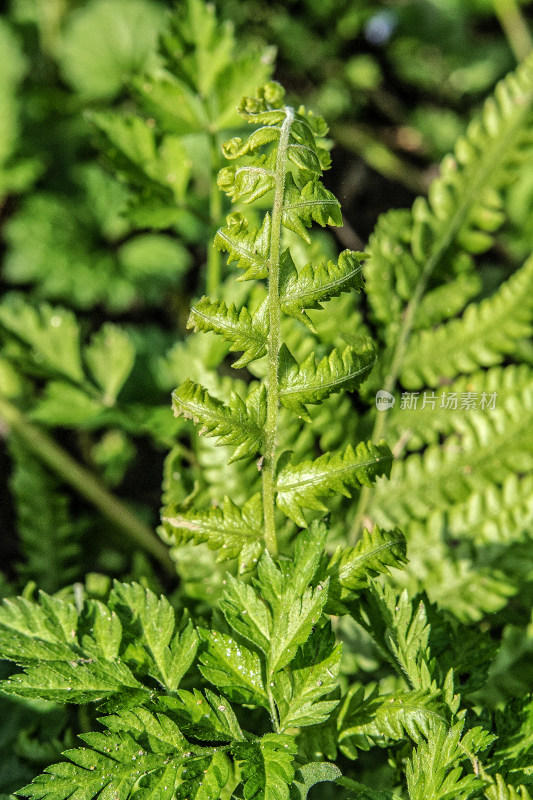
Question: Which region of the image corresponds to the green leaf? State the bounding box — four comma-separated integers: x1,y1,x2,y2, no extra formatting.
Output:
30,383,105,427
326,526,407,611
215,213,271,280
401,253,533,388
280,249,365,328
290,762,341,800
188,297,268,367
282,174,342,243
172,380,265,460
233,733,297,800
90,112,192,203
161,493,264,573
279,342,375,418
276,441,393,526
158,689,244,742
109,582,198,692
59,0,165,100
198,628,269,707
0,297,84,383
18,709,230,800
273,622,341,729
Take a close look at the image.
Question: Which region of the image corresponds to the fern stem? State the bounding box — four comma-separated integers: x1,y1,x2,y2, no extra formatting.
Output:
0,398,175,573
262,106,295,558
493,0,532,62
207,133,222,297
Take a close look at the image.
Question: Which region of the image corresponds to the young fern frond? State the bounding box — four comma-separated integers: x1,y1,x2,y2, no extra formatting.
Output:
168,81,391,560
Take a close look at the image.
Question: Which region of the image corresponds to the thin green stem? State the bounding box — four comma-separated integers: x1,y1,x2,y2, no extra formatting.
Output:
493,0,532,62
262,106,295,558
207,132,222,297
0,397,175,573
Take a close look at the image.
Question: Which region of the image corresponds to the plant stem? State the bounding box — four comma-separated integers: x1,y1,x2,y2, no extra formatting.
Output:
0,397,175,573
493,0,532,62
262,106,294,558
206,132,222,297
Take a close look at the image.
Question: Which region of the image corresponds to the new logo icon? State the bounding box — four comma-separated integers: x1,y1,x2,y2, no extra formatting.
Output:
375,390,395,410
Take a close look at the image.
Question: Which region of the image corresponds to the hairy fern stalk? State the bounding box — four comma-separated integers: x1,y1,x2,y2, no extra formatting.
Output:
164,81,392,563
4,65,533,800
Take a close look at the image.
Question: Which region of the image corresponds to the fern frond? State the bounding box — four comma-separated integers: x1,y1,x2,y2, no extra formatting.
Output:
406,721,493,800
386,364,533,452
279,342,375,418
448,473,533,544
172,379,265,460
370,380,533,528
366,55,533,335
187,296,267,367
161,493,264,573
8,438,81,593
276,441,392,526
401,253,533,388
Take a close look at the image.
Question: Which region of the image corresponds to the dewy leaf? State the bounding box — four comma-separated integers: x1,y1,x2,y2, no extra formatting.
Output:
109,582,198,692
158,688,244,742
84,323,136,405
273,622,341,729
276,441,393,526
279,342,375,418
18,707,230,800
172,380,265,460
198,627,269,707
0,591,149,706
232,733,297,800
279,249,365,328
188,297,268,367
161,493,264,572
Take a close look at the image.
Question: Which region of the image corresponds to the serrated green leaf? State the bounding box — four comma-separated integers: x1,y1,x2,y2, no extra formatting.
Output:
198,628,269,707
279,343,375,418
215,213,271,280
30,382,105,427
188,297,267,367
233,734,297,800
109,582,198,692
280,249,365,327
158,689,244,742
282,175,342,242
172,380,265,460
326,526,407,611
275,441,393,526
274,623,341,729
161,493,264,573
